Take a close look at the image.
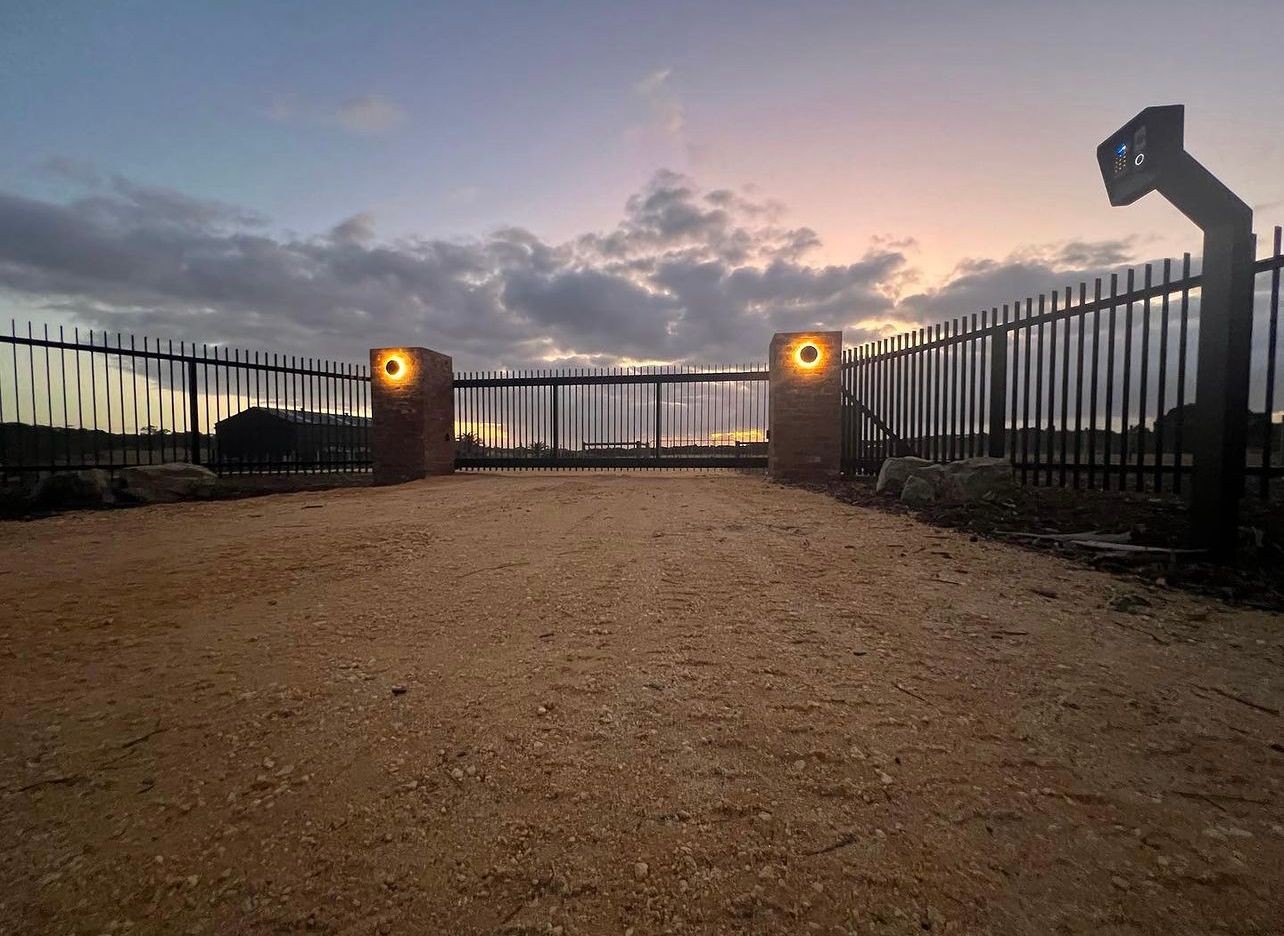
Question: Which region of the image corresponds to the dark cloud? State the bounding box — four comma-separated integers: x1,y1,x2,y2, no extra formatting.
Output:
895,238,1143,328
0,167,1147,369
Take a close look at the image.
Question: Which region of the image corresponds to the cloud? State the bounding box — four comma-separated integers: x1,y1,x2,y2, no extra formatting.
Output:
261,92,406,135
332,94,405,134
0,166,1148,370
895,237,1141,328
629,68,685,142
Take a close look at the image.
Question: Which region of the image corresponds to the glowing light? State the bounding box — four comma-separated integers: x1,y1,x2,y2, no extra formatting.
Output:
381,352,410,382
794,342,822,369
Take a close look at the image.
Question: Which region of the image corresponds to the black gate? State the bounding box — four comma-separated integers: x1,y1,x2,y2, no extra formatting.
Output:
453,366,768,469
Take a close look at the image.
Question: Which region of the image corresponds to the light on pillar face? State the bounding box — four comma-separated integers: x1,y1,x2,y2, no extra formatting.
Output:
380,352,411,383
793,341,822,370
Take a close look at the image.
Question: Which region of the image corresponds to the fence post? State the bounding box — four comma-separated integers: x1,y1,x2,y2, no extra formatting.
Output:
653,380,662,460
186,357,200,464
987,329,1008,458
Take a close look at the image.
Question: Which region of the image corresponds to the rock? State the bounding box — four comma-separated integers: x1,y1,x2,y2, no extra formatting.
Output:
875,456,933,496
899,457,1015,506
0,476,38,517
947,456,1017,501
1109,594,1151,614
32,469,115,510
901,465,954,505
117,462,219,503
390,685,407,696
633,861,649,881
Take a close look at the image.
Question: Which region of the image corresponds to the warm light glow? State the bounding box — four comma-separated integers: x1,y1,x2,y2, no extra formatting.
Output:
794,341,822,369
380,352,411,382
709,428,767,443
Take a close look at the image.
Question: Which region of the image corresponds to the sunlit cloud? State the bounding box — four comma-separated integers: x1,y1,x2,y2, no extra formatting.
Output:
261,92,406,135
333,94,406,134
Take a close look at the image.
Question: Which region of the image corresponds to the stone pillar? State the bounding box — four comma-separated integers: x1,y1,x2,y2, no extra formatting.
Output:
369,347,454,484
768,331,842,482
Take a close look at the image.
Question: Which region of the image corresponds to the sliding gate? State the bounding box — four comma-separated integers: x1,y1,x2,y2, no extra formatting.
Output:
454,365,769,469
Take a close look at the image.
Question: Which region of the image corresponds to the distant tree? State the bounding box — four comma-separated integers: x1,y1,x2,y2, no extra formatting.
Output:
456,431,482,454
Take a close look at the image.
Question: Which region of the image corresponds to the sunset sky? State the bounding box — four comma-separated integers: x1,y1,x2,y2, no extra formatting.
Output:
1,0,1282,369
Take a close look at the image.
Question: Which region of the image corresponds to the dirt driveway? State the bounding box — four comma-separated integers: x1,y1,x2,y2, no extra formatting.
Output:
1,473,1281,935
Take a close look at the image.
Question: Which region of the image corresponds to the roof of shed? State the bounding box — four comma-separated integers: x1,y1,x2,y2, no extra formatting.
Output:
216,406,371,428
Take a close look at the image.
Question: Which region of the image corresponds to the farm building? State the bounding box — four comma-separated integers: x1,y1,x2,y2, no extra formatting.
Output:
214,407,370,465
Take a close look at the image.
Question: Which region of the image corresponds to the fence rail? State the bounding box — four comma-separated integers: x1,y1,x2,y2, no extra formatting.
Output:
0,326,372,476
843,227,1284,498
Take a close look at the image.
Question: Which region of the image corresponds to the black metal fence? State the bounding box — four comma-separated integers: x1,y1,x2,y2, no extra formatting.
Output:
0,325,372,477
454,366,769,469
843,227,1284,498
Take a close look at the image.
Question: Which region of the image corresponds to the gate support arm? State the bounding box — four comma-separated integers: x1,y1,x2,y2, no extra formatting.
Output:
843,388,919,458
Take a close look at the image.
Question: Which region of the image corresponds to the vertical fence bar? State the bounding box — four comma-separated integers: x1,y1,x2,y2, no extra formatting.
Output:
1174,254,1191,495
1020,298,1033,483
1074,283,1087,488
653,379,662,461
1263,228,1282,499
1138,265,1152,490
988,312,1007,458
1059,286,1071,487
1104,276,1118,489
187,353,199,465
1045,292,1057,486
1155,260,1171,492
1120,268,1135,491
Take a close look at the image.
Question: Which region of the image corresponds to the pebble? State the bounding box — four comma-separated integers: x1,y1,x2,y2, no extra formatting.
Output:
633,861,649,881
391,685,407,696
450,768,465,781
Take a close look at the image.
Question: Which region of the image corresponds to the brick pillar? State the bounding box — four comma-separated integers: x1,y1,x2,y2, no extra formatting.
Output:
768,331,842,482
370,347,454,484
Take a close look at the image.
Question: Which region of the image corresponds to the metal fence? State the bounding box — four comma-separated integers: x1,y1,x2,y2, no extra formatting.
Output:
0,326,372,477
454,366,769,469
843,226,1284,498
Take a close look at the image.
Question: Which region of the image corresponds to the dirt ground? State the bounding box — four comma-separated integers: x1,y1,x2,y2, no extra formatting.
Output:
1,473,1281,936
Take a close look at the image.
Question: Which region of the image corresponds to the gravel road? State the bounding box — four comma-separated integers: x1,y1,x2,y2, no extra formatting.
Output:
1,472,1281,935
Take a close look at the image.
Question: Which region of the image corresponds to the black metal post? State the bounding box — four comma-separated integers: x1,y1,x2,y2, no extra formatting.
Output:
653,380,662,461
187,357,200,465
988,327,1008,457
550,384,559,457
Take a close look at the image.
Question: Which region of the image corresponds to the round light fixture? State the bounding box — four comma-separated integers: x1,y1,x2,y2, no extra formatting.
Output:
795,342,821,368
384,355,405,380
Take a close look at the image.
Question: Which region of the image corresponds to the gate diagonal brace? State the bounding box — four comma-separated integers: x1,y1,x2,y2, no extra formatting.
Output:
843,388,920,459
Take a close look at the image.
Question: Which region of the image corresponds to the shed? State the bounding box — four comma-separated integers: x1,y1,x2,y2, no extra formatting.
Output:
215,407,371,464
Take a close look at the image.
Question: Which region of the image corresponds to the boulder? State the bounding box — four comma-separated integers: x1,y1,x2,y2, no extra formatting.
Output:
898,456,1016,506
0,475,39,517
875,456,933,495
31,469,115,510
947,456,1017,501
900,463,957,506
118,462,219,504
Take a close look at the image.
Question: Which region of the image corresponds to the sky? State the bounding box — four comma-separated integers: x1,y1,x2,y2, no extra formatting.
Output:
0,0,1281,370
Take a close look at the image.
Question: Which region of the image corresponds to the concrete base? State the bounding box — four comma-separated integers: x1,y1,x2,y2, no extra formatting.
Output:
768,331,842,482
370,347,455,484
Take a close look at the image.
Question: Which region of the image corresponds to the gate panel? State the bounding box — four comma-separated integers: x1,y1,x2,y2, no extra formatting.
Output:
453,366,768,469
